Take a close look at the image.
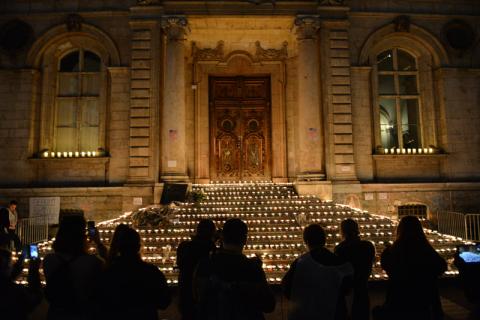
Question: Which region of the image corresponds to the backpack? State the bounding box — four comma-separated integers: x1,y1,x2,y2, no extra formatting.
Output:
45,256,80,311
203,274,252,320
198,255,254,320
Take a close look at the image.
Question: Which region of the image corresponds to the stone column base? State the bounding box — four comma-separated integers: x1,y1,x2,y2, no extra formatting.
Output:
161,174,190,183
295,180,333,200
295,173,326,181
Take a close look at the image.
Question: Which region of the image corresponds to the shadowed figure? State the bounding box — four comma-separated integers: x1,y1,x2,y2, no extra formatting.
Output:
335,218,375,320
282,224,353,320
0,233,42,320
374,216,447,320
177,219,217,320
96,226,171,320
43,215,105,320
194,218,276,320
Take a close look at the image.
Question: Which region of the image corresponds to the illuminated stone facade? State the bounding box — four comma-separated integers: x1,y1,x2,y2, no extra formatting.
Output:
0,0,479,220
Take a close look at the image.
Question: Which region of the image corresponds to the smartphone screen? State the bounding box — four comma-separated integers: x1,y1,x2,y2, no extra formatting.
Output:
87,221,96,237
458,244,480,263
29,244,39,260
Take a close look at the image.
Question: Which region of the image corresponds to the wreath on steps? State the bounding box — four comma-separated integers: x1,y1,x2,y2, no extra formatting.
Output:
131,203,178,228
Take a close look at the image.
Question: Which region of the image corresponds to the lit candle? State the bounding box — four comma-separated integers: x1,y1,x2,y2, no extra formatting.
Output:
68,152,73,157
407,148,411,154
429,148,433,154
401,148,406,154
384,148,389,154
81,152,85,157
75,151,79,157
50,152,55,157
418,148,422,154
423,148,428,154
396,148,400,154
57,152,62,158
412,149,417,154
63,152,67,157
92,151,97,157
390,148,394,154
43,151,49,158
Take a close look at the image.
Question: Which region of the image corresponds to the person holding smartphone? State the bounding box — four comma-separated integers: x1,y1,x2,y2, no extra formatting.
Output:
454,244,480,319
0,234,42,320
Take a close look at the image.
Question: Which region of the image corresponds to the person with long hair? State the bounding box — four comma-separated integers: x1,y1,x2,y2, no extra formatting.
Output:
377,215,447,320
96,226,171,320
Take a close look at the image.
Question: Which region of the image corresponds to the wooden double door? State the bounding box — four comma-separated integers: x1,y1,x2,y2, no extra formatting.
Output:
209,76,271,181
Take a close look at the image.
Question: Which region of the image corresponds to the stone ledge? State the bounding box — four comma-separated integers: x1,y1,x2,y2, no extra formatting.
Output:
28,157,110,164
373,154,448,160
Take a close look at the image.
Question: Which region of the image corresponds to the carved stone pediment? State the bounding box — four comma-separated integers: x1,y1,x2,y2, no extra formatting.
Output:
192,41,224,61
255,41,288,61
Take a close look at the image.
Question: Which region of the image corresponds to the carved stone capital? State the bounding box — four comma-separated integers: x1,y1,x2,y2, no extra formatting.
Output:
294,16,321,40
66,14,83,32
255,41,288,61
161,16,189,40
192,40,224,61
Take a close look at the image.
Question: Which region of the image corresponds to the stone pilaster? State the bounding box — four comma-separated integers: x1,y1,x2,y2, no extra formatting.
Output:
127,21,161,184
160,16,189,182
294,16,325,181
320,21,358,182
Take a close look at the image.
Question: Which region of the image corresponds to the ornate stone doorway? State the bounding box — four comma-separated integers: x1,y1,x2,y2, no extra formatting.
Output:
209,76,271,181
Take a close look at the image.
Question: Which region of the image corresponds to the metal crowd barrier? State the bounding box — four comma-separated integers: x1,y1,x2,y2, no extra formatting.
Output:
16,215,49,245
435,211,480,241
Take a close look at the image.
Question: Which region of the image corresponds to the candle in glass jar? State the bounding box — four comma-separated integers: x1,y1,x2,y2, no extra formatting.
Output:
428,148,433,154
43,151,49,158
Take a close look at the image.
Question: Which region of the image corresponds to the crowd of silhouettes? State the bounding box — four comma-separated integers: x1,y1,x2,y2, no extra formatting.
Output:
3,213,480,320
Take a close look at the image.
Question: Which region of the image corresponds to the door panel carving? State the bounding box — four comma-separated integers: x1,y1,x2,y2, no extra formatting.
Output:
210,77,270,181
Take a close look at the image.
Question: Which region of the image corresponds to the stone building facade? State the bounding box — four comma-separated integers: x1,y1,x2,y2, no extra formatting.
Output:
0,0,479,221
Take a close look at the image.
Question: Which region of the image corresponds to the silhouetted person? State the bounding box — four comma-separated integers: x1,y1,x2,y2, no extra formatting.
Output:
335,218,375,320
194,218,275,320
0,200,21,251
377,216,447,320
177,219,216,320
106,223,130,266
454,247,480,319
43,215,105,320
282,224,353,320
96,227,171,320
0,243,42,320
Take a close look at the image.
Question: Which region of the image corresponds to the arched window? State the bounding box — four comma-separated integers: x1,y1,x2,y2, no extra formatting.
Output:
55,49,101,152
375,49,421,150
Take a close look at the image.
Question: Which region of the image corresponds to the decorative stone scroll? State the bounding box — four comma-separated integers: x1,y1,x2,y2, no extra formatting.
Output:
294,16,321,40
161,16,189,40
66,14,83,32
394,15,411,32
192,40,224,61
255,41,288,61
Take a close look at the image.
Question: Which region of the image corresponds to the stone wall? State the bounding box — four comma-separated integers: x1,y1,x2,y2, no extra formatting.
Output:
0,186,154,222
